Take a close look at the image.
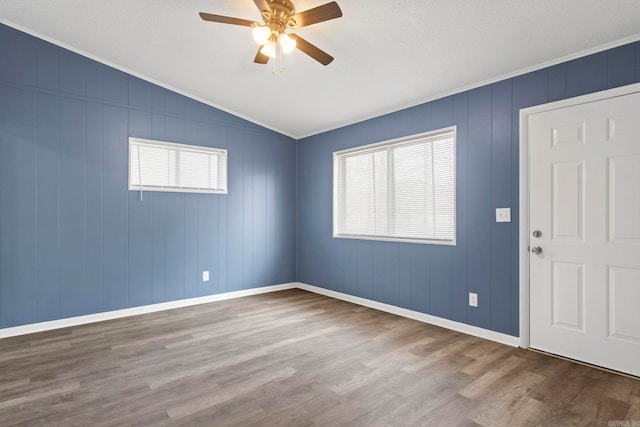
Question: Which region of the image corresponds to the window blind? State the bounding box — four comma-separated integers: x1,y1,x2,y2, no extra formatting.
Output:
129,137,227,194
334,128,456,244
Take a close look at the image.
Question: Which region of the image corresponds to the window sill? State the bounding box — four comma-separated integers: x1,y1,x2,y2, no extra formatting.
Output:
333,233,456,246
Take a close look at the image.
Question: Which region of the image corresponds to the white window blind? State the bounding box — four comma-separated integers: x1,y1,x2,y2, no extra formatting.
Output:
334,127,456,245
129,137,227,194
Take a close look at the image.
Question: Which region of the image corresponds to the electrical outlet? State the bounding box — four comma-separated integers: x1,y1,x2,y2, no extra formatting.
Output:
496,208,511,223
469,292,478,307
202,271,209,282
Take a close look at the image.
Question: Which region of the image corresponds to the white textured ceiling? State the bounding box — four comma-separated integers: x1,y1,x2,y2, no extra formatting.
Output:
1,0,640,138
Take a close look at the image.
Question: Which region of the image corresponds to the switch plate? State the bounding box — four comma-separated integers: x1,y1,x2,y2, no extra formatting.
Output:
469,292,478,307
496,208,511,223
202,271,209,282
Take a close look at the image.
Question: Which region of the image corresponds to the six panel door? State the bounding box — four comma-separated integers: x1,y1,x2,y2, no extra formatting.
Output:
529,90,640,377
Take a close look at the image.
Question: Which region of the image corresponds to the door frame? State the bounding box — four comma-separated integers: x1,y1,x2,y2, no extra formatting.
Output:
518,82,640,349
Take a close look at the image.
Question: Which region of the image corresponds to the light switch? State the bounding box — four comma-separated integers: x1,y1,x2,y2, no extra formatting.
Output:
496,208,511,223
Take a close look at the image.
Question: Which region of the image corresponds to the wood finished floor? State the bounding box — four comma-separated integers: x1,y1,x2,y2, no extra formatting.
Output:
0,289,638,426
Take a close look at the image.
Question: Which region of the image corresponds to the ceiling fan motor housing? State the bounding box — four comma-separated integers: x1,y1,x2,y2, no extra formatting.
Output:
264,0,298,33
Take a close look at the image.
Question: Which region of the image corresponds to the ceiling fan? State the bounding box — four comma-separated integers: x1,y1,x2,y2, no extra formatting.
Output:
199,0,342,66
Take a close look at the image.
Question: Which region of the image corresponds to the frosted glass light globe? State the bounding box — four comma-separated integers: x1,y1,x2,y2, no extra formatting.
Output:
260,39,277,58
278,33,296,54
252,26,271,45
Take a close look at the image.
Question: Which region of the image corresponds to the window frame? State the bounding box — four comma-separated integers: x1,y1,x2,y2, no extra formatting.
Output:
128,137,228,195
333,126,456,245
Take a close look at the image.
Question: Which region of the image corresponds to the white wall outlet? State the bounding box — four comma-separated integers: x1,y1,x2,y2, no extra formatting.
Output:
469,292,478,307
496,208,511,223
202,271,209,282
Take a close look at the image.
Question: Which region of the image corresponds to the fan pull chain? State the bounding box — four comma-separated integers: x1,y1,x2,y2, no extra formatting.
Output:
273,42,284,75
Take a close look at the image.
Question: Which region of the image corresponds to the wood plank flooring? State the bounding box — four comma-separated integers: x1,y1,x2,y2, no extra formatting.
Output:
0,289,638,426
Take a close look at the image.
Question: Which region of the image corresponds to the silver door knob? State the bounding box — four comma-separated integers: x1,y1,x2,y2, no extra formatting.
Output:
531,246,542,255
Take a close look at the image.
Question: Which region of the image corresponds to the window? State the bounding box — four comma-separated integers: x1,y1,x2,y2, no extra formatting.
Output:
129,137,227,194
333,127,456,245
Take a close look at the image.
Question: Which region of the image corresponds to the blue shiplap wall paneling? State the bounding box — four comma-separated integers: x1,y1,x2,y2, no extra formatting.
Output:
59,50,86,97
243,137,255,290
607,44,636,89
451,92,469,324
566,51,608,98
151,193,167,303
0,23,296,328
184,193,200,299
226,131,243,292
102,105,130,312
252,138,266,287
59,98,87,319
0,27,36,85
407,244,430,315
35,94,61,321
36,42,59,91
86,60,103,100
547,63,567,102
637,43,640,79
102,67,128,105
129,77,153,110
85,103,104,315
198,192,216,296
466,86,492,329
0,86,37,328
297,40,640,337
490,80,513,334
164,193,186,303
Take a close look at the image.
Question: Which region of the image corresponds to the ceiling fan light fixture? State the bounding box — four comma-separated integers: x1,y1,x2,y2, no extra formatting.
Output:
252,25,271,45
278,33,297,54
199,0,343,66
260,38,277,58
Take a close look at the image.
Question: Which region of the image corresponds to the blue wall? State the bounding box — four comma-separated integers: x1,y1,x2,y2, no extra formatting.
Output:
0,24,297,329
2,22,640,337
297,42,640,337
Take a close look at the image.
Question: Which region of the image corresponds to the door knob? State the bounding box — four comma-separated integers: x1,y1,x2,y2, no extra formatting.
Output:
531,246,543,255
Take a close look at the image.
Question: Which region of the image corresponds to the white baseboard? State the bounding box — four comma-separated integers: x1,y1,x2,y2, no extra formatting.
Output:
1,281,520,347
296,282,520,348
0,283,298,339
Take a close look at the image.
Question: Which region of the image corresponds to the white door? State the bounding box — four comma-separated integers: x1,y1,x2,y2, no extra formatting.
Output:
529,90,640,377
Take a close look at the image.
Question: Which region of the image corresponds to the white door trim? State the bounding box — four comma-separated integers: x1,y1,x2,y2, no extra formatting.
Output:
518,82,640,349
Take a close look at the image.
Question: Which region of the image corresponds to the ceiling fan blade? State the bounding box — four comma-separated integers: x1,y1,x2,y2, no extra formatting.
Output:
253,0,270,14
199,12,257,27
289,34,334,65
254,47,270,64
290,2,342,28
